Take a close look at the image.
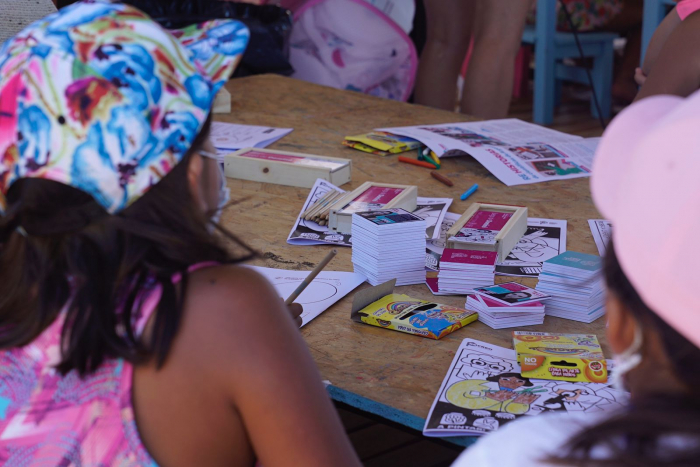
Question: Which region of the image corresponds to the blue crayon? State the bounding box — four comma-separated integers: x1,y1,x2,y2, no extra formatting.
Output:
460,184,478,201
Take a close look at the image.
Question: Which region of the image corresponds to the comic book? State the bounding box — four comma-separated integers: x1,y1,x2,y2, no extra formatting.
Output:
423,338,627,437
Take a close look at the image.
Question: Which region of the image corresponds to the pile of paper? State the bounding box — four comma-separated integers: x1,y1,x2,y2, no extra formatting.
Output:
466,294,545,329
351,209,426,286
209,122,292,160
436,249,496,294
536,252,605,323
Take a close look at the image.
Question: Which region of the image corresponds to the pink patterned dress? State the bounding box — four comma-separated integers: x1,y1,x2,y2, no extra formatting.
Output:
0,288,163,465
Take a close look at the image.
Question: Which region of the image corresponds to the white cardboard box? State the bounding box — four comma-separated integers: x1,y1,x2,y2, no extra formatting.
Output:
223,148,351,188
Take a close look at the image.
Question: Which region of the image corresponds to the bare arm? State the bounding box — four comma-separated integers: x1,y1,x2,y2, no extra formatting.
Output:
641,6,682,77
636,11,700,101
189,266,361,467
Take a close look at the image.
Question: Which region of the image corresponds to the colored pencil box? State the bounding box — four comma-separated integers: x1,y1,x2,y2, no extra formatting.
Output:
223,148,351,188
351,280,477,339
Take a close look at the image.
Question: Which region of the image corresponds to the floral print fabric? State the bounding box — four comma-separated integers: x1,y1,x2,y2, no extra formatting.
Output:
0,0,249,213
0,302,159,466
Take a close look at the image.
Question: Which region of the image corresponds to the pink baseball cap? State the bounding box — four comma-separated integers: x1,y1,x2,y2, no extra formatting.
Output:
591,90,700,348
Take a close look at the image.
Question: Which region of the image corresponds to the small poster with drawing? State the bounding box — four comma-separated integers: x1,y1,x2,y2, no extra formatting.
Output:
495,218,567,277
423,339,627,437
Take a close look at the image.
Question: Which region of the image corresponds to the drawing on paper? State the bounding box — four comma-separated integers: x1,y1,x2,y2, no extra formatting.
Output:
495,219,567,277
423,339,627,437
588,219,612,256
271,280,339,305
247,265,365,327
288,179,352,247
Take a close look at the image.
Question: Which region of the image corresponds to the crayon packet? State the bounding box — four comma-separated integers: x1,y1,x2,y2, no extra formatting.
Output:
351,280,477,339
344,131,421,155
513,331,608,383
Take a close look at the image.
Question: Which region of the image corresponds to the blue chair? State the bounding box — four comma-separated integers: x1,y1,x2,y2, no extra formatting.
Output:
522,0,617,125
641,0,676,64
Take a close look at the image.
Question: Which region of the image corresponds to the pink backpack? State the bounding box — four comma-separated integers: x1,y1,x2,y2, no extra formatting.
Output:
288,0,417,101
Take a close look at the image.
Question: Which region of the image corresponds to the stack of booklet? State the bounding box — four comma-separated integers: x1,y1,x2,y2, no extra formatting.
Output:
465,293,545,329
536,251,605,323
352,209,426,286
436,249,497,294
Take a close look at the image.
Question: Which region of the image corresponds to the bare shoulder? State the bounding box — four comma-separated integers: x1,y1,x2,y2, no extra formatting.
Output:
185,264,290,328
176,264,303,381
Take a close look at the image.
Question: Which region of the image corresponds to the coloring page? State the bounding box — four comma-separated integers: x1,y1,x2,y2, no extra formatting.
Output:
248,265,365,326
414,197,453,240
287,179,352,247
588,219,612,256
424,339,627,437
425,212,460,271
496,218,567,277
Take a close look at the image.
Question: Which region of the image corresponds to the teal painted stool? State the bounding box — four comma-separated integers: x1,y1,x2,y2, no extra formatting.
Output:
522,0,617,125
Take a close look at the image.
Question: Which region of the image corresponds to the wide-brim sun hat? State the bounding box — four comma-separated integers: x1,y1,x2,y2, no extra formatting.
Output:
0,0,249,214
591,90,700,348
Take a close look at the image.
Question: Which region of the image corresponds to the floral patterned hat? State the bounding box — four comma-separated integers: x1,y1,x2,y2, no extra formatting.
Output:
0,0,249,213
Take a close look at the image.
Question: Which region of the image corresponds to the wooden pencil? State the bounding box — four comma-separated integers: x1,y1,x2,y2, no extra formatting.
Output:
304,191,341,220
284,249,338,305
302,191,332,219
303,190,336,219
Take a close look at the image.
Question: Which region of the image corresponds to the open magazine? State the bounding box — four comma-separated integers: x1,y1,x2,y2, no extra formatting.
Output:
380,119,598,186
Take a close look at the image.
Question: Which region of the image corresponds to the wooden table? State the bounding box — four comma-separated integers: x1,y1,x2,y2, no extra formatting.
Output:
218,75,605,445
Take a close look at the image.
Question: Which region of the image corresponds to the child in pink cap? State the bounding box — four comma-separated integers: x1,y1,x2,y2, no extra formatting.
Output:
0,2,361,466
451,90,700,466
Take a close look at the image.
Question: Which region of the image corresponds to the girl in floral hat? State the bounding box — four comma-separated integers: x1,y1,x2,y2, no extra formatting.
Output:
0,2,361,466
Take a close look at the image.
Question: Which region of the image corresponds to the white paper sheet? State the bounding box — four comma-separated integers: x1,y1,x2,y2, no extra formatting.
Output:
414,197,453,240
425,212,460,271
423,338,627,437
496,218,567,277
210,122,292,157
588,219,611,256
248,265,365,326
379,119,598,186
287,178,351,247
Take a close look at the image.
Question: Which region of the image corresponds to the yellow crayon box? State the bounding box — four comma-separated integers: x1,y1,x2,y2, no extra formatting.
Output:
344,131,421,155
513,331,608,383
351,280,477,339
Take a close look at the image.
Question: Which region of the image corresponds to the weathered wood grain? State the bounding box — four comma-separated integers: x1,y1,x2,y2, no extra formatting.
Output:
218,75,605,423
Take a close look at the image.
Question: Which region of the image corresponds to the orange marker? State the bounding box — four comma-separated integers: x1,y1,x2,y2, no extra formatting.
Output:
398,156,435,169
430,171,454,187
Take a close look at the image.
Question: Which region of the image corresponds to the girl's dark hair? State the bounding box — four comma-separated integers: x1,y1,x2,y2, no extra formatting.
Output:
555,240,700,466
0,120,255,375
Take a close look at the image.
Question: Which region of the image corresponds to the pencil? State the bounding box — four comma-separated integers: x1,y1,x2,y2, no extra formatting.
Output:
313,193,343,221
398,156,435,169
302,191,333,218
304,191,341,220
284,249,337,305
431,171,453,187
305,190,338,218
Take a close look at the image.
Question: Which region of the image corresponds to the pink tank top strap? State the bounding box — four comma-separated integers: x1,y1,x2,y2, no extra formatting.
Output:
133,262,221,336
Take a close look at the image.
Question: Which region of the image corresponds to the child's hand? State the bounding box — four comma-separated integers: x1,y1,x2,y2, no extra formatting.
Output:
635,67,647,87
287,303,303,327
